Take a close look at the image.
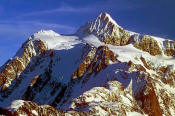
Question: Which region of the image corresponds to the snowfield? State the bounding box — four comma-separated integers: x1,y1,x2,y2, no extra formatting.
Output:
32,30,81,50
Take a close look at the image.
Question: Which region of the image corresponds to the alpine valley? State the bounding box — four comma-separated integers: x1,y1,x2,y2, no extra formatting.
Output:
0,13,175,116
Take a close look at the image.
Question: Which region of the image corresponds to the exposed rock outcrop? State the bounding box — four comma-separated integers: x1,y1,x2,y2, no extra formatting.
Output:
0,13,175,116
163,40,175,56
0,39,47,91
77,13,131,46
0,100,88,116
72,45,116,79
130,35,162,56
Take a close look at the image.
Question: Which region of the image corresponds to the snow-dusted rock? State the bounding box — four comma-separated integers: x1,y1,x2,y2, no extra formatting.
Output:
0,13,175,116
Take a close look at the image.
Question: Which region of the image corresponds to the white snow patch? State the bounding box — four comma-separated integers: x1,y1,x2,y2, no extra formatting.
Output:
32,30,81,50
121,95,132,106
102,13,120,27
32,110,38,116
19,114,27,116
10,100,24,111
169,107,175,116
127,30,139,36
34,30,60,36
83,34,104,47
127,112,144,116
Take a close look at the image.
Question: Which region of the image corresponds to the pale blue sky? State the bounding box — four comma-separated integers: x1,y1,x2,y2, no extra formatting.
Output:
0,0,175,65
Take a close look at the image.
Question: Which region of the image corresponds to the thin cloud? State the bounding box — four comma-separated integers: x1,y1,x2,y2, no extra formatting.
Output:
22,1,147,17
0,20,76,39
23,6,90,16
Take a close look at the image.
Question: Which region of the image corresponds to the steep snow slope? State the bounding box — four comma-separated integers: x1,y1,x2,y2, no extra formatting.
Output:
0,13,175,116
0,30,84,107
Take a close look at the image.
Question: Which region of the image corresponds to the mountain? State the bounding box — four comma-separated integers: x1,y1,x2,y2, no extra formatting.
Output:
0,13,175,116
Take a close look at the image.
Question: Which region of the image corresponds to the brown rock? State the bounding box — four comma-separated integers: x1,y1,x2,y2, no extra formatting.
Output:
134,76,162,116
133,35,162,56
103,28,131,46
164,40,175,56
72,45,116,79
0,40,47,89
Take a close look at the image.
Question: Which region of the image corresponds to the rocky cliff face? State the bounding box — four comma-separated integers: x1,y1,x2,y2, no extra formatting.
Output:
131,35,162,56
78,13,175,57
0,39,47,91
77,13,131,46
0,13,175,116
164,40,175,56
72,45,116,79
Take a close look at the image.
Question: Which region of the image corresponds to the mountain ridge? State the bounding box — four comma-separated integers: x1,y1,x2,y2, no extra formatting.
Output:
0,12,175,116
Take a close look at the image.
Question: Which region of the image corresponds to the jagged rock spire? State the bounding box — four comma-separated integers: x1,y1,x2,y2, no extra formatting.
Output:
95,12,120,27
77,12,122,40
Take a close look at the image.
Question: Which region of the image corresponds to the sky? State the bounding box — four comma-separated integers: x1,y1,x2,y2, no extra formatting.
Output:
0,0,175,66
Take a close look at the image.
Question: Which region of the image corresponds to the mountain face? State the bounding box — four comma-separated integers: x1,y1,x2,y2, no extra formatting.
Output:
0,13,175,116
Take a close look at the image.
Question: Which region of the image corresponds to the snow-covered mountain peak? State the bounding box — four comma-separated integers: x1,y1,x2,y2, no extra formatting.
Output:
1,12,175,116
30,30,81,50
77,12,123,40
96,12,120,27
33,30,60,38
